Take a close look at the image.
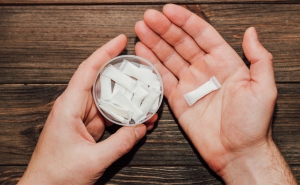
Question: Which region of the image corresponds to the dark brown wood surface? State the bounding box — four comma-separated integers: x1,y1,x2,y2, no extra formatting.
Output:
1,4,300,84
0,0,299,5
0,2,300,185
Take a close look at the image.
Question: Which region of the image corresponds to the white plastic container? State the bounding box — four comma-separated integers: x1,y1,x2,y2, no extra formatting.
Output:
93,55,164,126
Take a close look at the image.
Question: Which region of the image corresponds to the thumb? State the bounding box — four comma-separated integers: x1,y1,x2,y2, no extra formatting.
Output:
243,27,276,92
95,124,147,168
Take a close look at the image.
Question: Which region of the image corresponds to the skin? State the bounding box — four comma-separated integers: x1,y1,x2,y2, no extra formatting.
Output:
134,4,297,185
18,34,157,185
18,4,297,185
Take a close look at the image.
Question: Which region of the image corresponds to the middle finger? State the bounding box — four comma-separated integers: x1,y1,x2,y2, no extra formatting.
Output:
143,9,206,64
135,21,190,79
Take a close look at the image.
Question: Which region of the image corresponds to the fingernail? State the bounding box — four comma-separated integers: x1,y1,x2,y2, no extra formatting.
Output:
134,124,146,141
252,27,258,41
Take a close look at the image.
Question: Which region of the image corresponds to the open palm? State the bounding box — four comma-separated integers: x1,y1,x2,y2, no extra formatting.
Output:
135,4,277,173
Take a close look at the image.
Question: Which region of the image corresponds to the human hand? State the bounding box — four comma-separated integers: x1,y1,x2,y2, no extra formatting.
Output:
135,4,296,184
18,34,157,185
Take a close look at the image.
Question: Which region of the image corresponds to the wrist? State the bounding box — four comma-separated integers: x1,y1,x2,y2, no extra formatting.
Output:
18,164,53,185
219,139,297,185
18,151,58,185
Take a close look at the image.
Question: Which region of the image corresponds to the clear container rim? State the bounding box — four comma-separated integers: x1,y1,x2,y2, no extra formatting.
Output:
92,55,164,126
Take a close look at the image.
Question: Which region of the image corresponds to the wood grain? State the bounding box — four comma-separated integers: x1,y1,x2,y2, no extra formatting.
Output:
0,165,222,185
1,165,300,185
0,4,300,84
0,0,299,5
0,84,299,166
1,2,300,184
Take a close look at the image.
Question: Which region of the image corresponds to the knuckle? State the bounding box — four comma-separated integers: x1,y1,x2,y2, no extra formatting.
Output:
116,132,135,157
91,124,104,141
267,52,273,61
95,123,105,136
51,95,64,116
79,60,86,68
271,86,278,101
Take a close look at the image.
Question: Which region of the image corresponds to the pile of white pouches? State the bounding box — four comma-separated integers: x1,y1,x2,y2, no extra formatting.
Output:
98,60,162,125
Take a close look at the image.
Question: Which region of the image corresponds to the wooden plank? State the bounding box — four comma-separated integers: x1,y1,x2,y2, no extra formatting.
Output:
0,84,299,166
0,0,299,5
1,165,300,184
0,166,24,185
0,165,222,185
0,4,300,83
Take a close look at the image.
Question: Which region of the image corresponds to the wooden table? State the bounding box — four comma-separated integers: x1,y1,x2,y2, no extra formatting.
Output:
0,1,300,184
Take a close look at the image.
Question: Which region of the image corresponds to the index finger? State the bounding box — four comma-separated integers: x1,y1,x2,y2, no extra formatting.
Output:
57,34,127,120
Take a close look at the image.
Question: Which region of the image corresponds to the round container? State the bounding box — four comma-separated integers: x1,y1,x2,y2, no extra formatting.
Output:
93,55,164,126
